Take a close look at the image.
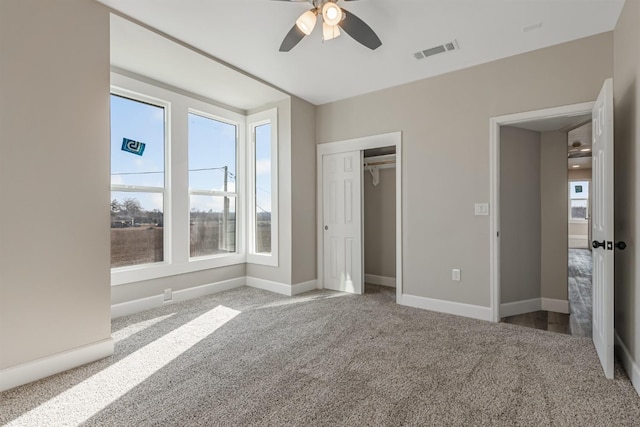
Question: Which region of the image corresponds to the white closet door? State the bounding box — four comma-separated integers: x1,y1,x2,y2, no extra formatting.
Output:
322,151,363,294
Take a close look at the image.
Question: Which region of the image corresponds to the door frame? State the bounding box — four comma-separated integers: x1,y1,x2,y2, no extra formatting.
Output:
489,102,595,322
317,131,403,302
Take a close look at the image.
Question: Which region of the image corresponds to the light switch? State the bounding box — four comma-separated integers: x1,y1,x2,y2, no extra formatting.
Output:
452,269,461,281
475,203,489,216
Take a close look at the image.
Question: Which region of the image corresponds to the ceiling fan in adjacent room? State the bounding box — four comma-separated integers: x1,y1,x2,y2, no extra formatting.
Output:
568,141,592,159
274,0,382,52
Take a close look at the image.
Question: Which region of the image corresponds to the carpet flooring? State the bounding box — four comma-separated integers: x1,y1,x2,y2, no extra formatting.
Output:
2,284,639,426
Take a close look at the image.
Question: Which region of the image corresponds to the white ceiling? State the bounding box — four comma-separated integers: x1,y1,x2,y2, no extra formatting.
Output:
512,114,591,134
510,115,593,171
110,15,289,111
99,0,624,106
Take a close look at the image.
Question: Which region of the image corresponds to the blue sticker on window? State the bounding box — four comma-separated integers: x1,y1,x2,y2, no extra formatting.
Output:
121,138,146,156
575,185,583,193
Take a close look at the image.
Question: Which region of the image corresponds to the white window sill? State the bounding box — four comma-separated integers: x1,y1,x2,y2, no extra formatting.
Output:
247,253,278,267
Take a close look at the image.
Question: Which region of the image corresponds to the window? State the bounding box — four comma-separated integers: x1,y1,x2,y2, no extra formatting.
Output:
254,123,272,253
110,72,276,285
188,112,239,258
110,93,167,268
569,181,589,221
247,109,278,265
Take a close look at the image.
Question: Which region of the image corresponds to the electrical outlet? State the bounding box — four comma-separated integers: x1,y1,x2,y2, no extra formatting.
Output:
474,203,489,216
452,269,461,282
164,288,172,302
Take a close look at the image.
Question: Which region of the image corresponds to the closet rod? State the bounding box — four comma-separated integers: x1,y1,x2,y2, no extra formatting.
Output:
364,159,396,167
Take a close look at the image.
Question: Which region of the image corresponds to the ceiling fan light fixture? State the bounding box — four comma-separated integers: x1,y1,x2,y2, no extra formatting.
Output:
296,10,317,36
322,22,341,41
322,2,342,26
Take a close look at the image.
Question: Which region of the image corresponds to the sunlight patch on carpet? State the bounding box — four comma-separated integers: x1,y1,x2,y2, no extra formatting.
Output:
254,292,351,310
112,313,176,343
6,306,239,427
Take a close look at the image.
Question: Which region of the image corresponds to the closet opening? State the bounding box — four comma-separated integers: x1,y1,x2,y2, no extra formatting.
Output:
363,146,397,295
317,131,402,301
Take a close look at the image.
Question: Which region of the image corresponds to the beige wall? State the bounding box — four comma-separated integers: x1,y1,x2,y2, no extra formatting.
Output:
500,127,541,303
613,0,640,377
111,265,245,305
540,131,568,301
247,96,317,286
317,33,612,306
364,167,396,278
0,0,111,369
290,96,317,285
500,129,568,305
569,222,589,236
568,169,592,180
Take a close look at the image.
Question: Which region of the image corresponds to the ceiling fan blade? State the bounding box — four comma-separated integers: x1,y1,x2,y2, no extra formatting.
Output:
338,9,382,50
279,24,306,52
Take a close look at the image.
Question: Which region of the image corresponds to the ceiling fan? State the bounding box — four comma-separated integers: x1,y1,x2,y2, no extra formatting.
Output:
568,141,592,158
274,0,382,52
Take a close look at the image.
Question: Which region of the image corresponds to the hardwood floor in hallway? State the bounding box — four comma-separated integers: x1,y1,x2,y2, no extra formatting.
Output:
568,248,592,338
502,310,570,334
502,249,592,337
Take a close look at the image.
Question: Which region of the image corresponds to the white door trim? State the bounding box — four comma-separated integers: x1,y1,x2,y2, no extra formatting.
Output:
317,132,403,302
489,102,595,322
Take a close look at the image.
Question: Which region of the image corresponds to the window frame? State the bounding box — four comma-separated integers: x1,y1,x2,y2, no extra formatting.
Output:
110,87,172,271
110,73,246,287
187,108,242,260
247,108,279,266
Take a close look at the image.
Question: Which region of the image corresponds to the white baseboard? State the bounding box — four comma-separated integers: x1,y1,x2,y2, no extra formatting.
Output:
365,274,396,288
568,234,588,240
499,297,569,317
399,294,493,322
173,277,246,303
111,295,165,319
541,298,569,314
569,235,589,248
246,276,293,296
0,338,114,392
500,298,541,318
291,279,319,295
112,276,320,318
111,277,246,319
615,330,640,397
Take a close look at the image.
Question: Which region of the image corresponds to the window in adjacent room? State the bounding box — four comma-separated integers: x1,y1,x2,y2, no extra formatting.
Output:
569,180,589,221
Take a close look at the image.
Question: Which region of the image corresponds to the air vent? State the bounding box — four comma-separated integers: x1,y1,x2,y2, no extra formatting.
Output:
414,39,459,60
444,42,456,51
423,45,446,57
